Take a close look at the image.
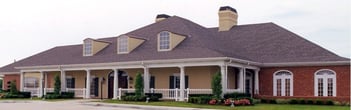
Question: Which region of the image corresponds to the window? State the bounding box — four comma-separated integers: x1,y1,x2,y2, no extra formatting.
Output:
169,75,188,89
24,77,39,88
158,31,170,51
118,35,128,53
273,70,293,96
84,40,93,56
314,69,336,97
66,77,75,88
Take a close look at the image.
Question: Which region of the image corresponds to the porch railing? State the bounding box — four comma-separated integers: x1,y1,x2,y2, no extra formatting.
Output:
23,87,40,97
42,88,85,98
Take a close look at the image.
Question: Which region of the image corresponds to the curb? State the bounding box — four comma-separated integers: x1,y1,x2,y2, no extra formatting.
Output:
82,102,210,110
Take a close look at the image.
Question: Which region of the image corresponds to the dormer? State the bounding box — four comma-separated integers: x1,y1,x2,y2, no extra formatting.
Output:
83,38,109,56
157,31,186,51
117,35,145,54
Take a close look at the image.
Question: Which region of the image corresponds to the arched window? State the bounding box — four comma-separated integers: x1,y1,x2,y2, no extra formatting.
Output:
314,69,336,97
118,35,128,53
158,31,170,51
273,70,293,96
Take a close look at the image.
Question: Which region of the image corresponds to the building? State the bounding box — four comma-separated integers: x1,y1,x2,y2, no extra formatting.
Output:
0,6,349,102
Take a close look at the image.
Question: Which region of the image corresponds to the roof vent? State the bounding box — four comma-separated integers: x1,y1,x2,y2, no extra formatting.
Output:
155,14,170,22
218,6,238,31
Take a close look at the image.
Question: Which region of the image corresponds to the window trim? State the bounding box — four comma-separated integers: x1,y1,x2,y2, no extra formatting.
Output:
117,35,129,54
158,31,171,51
273,70,294,96
314,69,337,97
83,40,93,56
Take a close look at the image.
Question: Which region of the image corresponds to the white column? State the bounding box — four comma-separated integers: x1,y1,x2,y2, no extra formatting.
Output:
254,69,260,95
39,71,44,97
85,69,91,99
60,70,66,91
179,66,185,101
113,69,119,100
44,72,48,95
143,67,150,93
20,72,24,91
220,65,227,94
243,68,246,93
238,67,244,93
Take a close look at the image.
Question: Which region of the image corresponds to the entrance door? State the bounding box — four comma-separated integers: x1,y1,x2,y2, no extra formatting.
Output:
90,77,99,97
108,71,128,98
245,72,252,95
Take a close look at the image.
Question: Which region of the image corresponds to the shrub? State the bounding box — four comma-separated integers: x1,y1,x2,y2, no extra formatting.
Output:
299,99,306,104
252,99,261,104
325,100,334,105
260,98,268,103
61,92,74,99
121,95,147,101
276,99,289,104
45,92,60,99
289,99,298,104
233,98,251,106
306,99,314,105
19,92,31,98
315,99,324,105
211,72,222,99
134,72,144,98
3,93,24,98
145,93,162,99
223,92,250,99
54,75,61,94
199,96,212,104
269,99,277,104
9,80,18,94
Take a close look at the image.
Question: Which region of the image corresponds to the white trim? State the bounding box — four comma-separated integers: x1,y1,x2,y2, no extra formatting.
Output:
117,35,129,54
273,70,293,96
263,61,350,67
314,69,337,97
158,31,171,51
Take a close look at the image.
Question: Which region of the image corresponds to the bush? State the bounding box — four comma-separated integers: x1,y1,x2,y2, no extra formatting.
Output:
325,100,334,105
315,99,324,105
289,99,298,104
44,92,60,99
299,99,306,104
61,92,74,99
122,95,146,101
188,96,212,104
260,98,268,103
252,99,261,104
19,92,31,98
211,72,222,99
276,99,289,104
269,99,277,104
145,93,162,99
223,92,250,99
306,99,314,105
3,93,24,98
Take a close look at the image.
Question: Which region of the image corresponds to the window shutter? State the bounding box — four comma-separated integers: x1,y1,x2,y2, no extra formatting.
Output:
169,76,174,89
72,78,75,88
150,76,155,89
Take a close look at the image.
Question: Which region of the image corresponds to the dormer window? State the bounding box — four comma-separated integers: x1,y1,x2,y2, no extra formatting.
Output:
158,31,170,51
84,40,93,56
118,35,128,54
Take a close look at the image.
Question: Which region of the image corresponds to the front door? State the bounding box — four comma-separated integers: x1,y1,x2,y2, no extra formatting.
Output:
108,71,128,98
90,77,99,97
245,72,252,95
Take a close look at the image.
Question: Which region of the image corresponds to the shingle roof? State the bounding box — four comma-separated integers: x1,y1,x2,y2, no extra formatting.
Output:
0,16,349,72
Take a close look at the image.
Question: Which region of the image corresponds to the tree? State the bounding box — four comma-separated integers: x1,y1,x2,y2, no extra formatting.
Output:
134,72,144,97
9,80,18,94
54,74,61,94
211,71,222,99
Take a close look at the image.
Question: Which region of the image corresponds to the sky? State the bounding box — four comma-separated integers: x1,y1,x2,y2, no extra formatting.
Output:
0,0,350,67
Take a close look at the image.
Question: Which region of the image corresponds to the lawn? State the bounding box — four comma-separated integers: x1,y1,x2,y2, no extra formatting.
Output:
103,100,350,110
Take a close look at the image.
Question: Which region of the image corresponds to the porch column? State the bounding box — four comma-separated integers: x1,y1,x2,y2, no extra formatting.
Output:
39,71,44,97
243,68,246,93
60,70,66,91
113,69,119,100
254,69,260,95
20,72,24,91
220,65,227,94
179,66,185,101
44,72,48,95
238,67,244,93
85,69,91,99
143,67,150,93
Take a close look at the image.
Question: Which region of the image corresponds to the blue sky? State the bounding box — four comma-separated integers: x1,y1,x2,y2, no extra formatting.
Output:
0,0,350,67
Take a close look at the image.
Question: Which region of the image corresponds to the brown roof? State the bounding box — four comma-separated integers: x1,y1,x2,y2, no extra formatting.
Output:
0,16,349,72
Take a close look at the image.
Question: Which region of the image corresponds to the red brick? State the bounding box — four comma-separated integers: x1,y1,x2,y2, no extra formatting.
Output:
3,74,20,90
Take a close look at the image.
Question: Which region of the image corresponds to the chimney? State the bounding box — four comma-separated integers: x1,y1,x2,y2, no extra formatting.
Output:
155,14,170,22
218,6,238,31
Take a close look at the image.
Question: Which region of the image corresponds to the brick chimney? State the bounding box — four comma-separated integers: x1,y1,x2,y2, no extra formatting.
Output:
155,14,171,22
218,6,238,31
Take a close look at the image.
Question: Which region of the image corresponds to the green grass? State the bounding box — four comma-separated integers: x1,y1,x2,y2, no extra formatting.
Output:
102,100,350,110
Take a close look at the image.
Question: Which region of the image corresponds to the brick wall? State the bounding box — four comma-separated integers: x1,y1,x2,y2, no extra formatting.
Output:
3,74,20,90
258,65,350,102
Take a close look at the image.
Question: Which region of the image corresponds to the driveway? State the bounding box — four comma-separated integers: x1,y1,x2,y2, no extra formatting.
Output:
0,100,203,110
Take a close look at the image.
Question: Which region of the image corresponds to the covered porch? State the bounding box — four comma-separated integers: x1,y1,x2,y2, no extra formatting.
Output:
18,58,260,101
